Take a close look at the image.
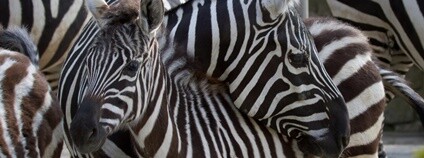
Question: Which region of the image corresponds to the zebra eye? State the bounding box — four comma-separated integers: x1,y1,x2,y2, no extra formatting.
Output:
125,60,140,72
288,50,309,66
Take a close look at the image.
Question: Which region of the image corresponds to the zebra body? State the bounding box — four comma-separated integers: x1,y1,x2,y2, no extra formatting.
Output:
326,0,424,75
0,27,63,158
59,0,349,157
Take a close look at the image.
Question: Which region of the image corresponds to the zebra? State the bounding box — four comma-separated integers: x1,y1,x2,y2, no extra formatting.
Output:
325,0,424,78
58,0,350,157
0,26,63,157
168,14,423,157
162,11,423,157
158,0,349,125
162,8,386,156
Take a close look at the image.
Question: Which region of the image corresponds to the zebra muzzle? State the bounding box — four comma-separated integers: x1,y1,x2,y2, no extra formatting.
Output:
70,122,107,154
298,98,350,157
69,99,108,154
298,134,349,158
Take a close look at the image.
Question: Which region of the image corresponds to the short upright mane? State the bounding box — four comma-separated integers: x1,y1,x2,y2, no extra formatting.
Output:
102,0,140,25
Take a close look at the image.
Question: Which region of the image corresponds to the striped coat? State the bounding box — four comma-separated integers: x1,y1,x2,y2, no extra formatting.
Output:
163,14,386,157
326,0,424,75
304,17,385,158
0,27,63,158
0,0,193,91
59,0,350,157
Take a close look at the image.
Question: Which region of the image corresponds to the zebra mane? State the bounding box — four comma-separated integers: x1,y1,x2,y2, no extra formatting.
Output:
100,0,140,26
0,26,39,66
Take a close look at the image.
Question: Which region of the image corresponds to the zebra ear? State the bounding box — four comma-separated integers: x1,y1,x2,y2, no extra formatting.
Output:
261,0,297,19
139,0,164,33
85,0,110,21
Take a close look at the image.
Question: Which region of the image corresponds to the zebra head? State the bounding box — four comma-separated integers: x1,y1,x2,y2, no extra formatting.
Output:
69,0,163,154
256,1,350,156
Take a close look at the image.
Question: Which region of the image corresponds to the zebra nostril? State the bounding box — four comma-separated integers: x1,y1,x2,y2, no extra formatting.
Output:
88,128,98,140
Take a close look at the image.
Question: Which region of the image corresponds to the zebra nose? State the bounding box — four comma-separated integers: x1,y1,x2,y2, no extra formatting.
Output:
69,98,107,153
70,117,107,154
88,127,99,140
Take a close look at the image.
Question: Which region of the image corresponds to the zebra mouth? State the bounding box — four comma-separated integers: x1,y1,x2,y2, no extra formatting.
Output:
70,117,108,154
72,125,108,154
298,136,323,156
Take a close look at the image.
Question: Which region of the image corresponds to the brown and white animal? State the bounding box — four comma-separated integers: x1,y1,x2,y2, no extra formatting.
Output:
0,26,63,158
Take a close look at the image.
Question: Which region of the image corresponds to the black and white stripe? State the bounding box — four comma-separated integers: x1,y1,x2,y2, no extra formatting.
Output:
326,0,424,75
165,13,423,157
325,2,424,133
282,17,423,158
159,0,349,139
0,27,63,158
304,17,385,157
58,0,350,157
165,13,385,157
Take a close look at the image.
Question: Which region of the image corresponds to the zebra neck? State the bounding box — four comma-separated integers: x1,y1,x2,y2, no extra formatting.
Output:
129,51,182,157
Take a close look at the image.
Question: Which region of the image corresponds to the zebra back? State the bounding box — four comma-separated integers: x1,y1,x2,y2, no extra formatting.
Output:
304,17,386,157
0,27,63,158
